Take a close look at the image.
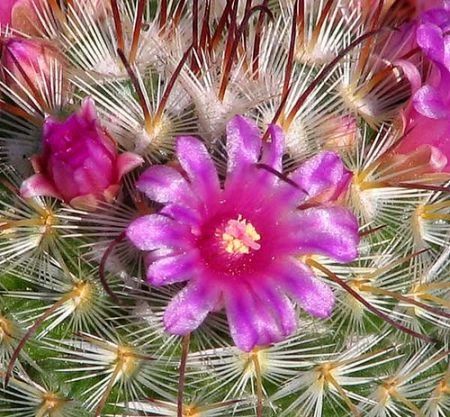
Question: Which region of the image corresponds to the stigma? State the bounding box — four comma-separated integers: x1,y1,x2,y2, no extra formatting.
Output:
222,215,261,254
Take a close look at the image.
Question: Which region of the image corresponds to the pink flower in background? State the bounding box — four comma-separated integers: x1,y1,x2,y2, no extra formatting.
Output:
20,98,143,209
0,0,29,27
0,0,43,35
392,4,450,173
1,37,64,101
127,116,359,351
395,108,450,173
412,7,450,119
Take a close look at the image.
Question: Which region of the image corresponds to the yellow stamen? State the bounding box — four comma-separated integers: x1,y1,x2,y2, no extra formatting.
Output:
221,215,261,254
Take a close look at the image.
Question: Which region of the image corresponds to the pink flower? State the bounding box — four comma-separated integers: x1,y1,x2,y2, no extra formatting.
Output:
394,108,450,173
416,0,450,12
20,98,144,209
411,8,450,119
0,0,43,35
391,5,450,173
126,116,359,351
1,37,65,102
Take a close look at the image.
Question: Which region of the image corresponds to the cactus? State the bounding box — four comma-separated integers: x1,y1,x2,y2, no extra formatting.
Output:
0,1,449,417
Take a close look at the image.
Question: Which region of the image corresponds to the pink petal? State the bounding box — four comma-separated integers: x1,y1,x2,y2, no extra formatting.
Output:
277,260,335,319
137,166,197,206
294,206,359,263
414,85,450,119
160,204,202,228
260,124,284,171
103,184,120,202
84,138,115,176
388,145,447,180
396,112,450,172
30,154,43,173
394,59,422,93
251,300,285,346
20,174,61,200
49,158,79,201
69,193,99,210
164,280,220,335
224,286,288,351
79,97,98,124
126,214,193,251
42,117,59,142
0,1,14,26
226,115,261,174
146,251,199,286
252,283,297,337
413,145,447,171
74,163,110,193
116,152,144,178
224,287,259,351
289,151,348,201
176,136,220,202
416,23,445,64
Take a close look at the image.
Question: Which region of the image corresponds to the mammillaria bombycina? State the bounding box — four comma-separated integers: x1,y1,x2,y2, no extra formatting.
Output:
20,98,143,209
0,2,449,417
127,116,359,351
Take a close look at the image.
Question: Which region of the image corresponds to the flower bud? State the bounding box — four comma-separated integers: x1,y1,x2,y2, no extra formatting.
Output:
20,98,144,209
1,37,65,105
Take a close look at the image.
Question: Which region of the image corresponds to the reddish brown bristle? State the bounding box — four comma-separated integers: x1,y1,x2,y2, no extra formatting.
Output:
129,0,146,64
110,0,125,51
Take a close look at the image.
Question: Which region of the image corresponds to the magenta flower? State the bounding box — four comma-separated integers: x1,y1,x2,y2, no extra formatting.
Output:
20,98,143,209
126,116,359,351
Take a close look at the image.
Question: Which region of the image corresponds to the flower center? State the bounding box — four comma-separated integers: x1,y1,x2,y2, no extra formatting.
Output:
221,215,261,254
